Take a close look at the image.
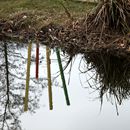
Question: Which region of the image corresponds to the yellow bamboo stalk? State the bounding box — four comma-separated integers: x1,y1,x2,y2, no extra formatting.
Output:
24,41,32,112
46,47,53,110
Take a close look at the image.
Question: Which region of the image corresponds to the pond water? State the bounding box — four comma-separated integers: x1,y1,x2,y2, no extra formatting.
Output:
1,42,130,130
18,44,130,130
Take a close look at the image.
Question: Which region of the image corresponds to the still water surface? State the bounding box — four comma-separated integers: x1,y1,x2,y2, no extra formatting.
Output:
18,44,130,130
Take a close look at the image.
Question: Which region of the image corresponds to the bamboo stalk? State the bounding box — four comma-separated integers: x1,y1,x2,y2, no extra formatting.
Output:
46,47,53,110
24,41,32,112
56,48,70,105
36,42,39,79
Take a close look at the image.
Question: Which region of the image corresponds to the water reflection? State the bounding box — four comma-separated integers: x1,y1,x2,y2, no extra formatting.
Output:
0,42,46,130
0,42,130,130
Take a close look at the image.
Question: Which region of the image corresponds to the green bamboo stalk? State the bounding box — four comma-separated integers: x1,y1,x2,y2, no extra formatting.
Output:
24,41,32,112
56,48,70,105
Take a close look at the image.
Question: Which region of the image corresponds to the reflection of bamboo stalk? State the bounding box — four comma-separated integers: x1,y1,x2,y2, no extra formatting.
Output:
56,48,70,105
4,42,9,90
46,47,53,110
24,41,32,112
36,42,39,79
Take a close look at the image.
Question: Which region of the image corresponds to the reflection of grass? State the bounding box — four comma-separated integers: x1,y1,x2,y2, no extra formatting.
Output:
0,0,96,23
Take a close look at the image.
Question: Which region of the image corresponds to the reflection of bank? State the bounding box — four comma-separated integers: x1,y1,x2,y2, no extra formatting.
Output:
38,0,130,107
